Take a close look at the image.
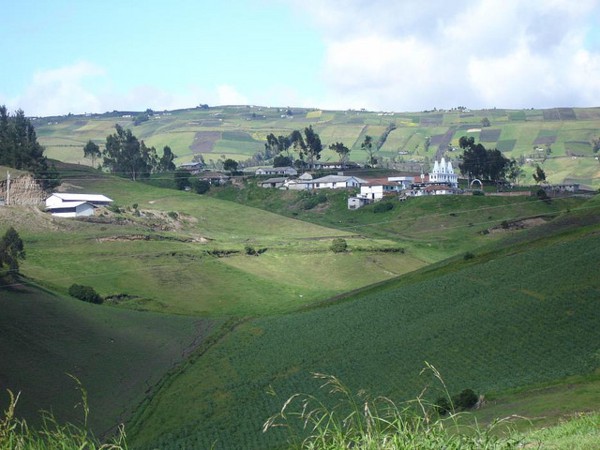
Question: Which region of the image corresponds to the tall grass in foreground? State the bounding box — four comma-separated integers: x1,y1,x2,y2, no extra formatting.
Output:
263,365,523,450
0,382,127,450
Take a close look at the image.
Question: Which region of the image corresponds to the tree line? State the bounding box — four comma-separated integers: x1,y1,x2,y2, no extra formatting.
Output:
0,106,60,189
83,124,176,181
264,126,379,169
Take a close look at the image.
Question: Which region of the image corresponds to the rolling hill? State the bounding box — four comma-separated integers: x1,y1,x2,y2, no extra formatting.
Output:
33,105,600,189
1,137,599,448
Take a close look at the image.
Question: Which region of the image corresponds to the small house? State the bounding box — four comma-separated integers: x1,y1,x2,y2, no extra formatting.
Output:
307,175,366,190
255,167,298,176
260,177,288,189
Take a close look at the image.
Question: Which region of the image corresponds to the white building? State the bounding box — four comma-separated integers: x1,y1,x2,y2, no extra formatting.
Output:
45,193,113,218
428,157,458,188
307,175,366,190
255,167,298,176
46,201,96,218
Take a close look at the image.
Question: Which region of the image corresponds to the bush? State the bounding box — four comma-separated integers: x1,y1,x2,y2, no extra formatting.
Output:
464,252,475,260
68,284,103,304
330,238,348,253
167,211,179,219
193,179,211,194
454,388,479,410
302,192,327,210
373,201,394,213
472,190,485,196
536,188,550,203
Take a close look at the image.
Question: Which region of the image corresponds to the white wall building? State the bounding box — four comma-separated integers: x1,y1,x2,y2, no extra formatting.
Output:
428,157,458,188
45,193,113,218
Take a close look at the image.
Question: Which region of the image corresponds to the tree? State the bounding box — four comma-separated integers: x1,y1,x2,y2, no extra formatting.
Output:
0,106,60,190
458,136,510,182
102,124,157,180
506,158,523,184
290,126,322,169
273,155,293,167
533,164,546,184
83,140,101,168
157,145,176,172
481,117,491,127
0,227,25,274
264,133,291,159
361,135,376,166
329,142,350,167
223,158,239,175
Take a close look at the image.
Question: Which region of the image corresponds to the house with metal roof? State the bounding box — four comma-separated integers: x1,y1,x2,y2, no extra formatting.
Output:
45,193,113,218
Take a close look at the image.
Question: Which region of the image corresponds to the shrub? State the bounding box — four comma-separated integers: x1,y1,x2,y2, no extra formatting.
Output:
68,284,103,304
302,192,327,210
464,252,475,260
107,203,122,214
454,388,479,410
167,211,178,220
192,179,211,194
373,201,394,213
330,238,348,253
536,188,550,203
472,190,485,196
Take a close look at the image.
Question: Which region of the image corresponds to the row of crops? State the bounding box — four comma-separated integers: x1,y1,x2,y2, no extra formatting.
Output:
130,224,600,449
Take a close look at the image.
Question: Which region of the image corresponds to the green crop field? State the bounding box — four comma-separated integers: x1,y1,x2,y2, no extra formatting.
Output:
127,205,600,449
0,283,216,435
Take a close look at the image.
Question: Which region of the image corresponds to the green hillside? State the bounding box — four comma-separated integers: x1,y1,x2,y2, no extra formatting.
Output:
127,200,600,449
1,157,599,448
0,283,215,435
33,106,600,188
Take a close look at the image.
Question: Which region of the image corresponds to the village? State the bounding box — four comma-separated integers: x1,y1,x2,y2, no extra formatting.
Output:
0,154,588,218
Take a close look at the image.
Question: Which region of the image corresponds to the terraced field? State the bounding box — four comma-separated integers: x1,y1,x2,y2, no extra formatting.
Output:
33,106,600,188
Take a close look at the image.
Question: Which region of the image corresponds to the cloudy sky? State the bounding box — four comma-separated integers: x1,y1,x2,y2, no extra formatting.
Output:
2,0,600,116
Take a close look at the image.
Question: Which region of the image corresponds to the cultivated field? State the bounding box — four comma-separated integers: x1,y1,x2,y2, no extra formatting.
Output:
33,106,600,188
127,202,600,449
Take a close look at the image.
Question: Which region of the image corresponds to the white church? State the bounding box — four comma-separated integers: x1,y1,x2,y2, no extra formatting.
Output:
428,157,458,188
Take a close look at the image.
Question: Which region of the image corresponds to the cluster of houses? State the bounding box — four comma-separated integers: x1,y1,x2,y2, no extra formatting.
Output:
42,156,590,218
255,158,460,209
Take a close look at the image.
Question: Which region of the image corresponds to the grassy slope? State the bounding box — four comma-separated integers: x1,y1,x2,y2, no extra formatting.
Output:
127,199,600,449
34,106,600,188
210,179,586,263
2,166,424,316
0,282,216,436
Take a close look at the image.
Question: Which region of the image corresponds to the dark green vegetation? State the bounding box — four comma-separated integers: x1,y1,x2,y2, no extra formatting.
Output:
0,227,25,275
34,105,600,188
0,106,59,189
0,283,215,435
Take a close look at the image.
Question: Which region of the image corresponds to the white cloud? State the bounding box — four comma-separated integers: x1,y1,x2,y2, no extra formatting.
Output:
291,0,600,110
15,61,106,116
216,85,249,106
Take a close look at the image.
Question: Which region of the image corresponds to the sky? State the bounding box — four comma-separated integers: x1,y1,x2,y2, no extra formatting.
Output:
2,0,600,116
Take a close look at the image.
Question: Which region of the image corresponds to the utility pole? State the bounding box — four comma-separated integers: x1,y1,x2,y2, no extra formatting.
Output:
6,171,10,206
